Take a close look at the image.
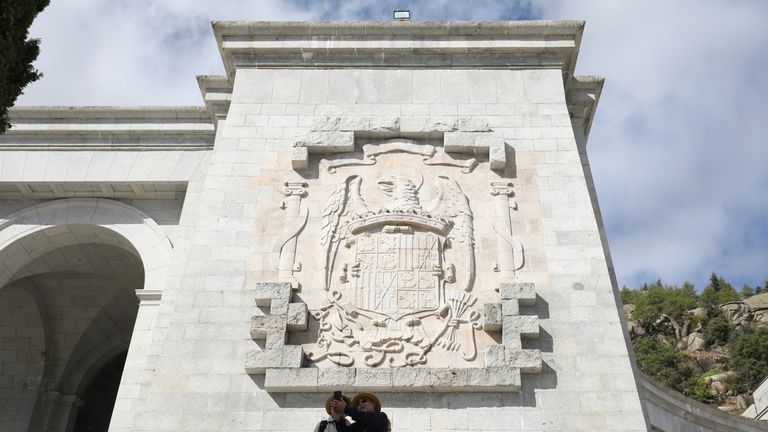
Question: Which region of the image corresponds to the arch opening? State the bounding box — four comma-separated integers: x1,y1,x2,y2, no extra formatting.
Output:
0,199,171,432
72,351,127,432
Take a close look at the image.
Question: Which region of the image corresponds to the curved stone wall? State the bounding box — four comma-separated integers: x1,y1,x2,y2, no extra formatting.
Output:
638,372,768,432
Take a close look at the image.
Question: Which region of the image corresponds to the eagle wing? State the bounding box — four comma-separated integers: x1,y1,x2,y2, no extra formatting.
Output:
321,175,366,290
427,176,475,291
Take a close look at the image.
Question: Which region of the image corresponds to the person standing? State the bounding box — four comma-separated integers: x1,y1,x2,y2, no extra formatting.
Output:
329,392,390,432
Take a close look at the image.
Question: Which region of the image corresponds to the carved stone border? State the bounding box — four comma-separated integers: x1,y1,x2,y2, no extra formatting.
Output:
245,282,541,392
290,116,507,170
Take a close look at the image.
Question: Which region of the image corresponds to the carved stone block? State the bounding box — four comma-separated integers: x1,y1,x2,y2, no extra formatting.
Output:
391,368,432,389
506,349,543,373
466,367,521,391
503,315,539,338
294,131,354,154
265,331,286,349
281,345,305,369
253,282,291,307
502,331,523,351
485,345,506,368
269,297,290,315
430,368,471,391
484,303,503,331
499,282,536,306
489,140,507,170
291,146,308,170
317,368,356,388
354,368,393,391
244,349,284,374
264,368,318,392
250,315,286,340
286,303,307,331
502,298,520,316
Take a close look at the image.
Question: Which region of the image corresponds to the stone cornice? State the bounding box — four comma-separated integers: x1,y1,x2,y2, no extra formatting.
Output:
1,106,215,150
196,75,233,123
212,20,584,77
566,75,604,142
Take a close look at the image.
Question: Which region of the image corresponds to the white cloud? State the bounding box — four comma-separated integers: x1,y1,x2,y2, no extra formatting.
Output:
16,1,768,290
540,1,768,289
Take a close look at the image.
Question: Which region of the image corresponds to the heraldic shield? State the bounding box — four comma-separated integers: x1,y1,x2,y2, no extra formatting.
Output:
307,173,482,368
353,230,441,318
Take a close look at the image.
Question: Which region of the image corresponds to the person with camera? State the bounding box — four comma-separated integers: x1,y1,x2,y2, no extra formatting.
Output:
320,391,390,432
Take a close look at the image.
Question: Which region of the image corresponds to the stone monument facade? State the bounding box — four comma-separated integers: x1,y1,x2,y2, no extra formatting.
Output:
0,21,655,431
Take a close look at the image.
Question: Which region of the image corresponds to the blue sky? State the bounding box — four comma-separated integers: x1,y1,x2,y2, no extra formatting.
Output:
17,1,768,291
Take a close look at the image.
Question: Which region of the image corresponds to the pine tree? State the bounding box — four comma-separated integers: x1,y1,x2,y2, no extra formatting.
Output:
0,0,50,133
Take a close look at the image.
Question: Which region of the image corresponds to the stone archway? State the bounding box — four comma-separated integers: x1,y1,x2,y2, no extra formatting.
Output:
0,198,173,432
0,198,172,294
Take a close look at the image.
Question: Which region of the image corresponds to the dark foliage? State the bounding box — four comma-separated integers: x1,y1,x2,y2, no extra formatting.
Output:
0,0,50,132
729,327,768,393
702,313,731,348
700,273,740,310
633,336,694,394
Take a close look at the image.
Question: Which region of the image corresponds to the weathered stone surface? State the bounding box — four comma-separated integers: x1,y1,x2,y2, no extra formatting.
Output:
499,282,537,305
489,140,507,170
317,368,356,388
391,368,432,389
294,131,354,154
506,349,542,373
354,368,392,390
291,146,308,170
483,303,502,331
685,331,706,352
250,315,286,339
244,349,282,374
286,303,308,331
252,282,291,307
485,345,506,367
502,299,520,316
264,368,318,392
503,315,539,338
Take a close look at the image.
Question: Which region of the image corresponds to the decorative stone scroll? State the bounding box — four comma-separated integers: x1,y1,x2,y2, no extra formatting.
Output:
319,140,477,174
290,116,506,171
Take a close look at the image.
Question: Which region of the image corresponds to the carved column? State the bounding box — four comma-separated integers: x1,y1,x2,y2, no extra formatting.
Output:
490,181,524,279
273,181,308,288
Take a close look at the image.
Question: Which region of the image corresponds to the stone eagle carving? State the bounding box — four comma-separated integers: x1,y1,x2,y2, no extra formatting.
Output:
310,174,480,368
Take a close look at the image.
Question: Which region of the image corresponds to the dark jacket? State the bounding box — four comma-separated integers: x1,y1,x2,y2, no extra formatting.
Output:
337,406,389,432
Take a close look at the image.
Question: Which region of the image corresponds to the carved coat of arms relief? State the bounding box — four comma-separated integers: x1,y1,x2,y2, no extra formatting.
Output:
306,169,482,369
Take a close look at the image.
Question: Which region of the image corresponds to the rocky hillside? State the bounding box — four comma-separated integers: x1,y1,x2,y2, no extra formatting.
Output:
622,279,768,416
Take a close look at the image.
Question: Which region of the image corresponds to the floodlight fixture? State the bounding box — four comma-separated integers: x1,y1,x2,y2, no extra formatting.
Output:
393,10,411,21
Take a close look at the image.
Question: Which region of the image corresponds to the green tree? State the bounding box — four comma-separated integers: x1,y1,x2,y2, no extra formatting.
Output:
740,284,754,299
0,0,50,133
633,336,694,393
702,313,730,348
756,280,767,295
729,327,768,393
629,281,698,346
700,273,740,309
